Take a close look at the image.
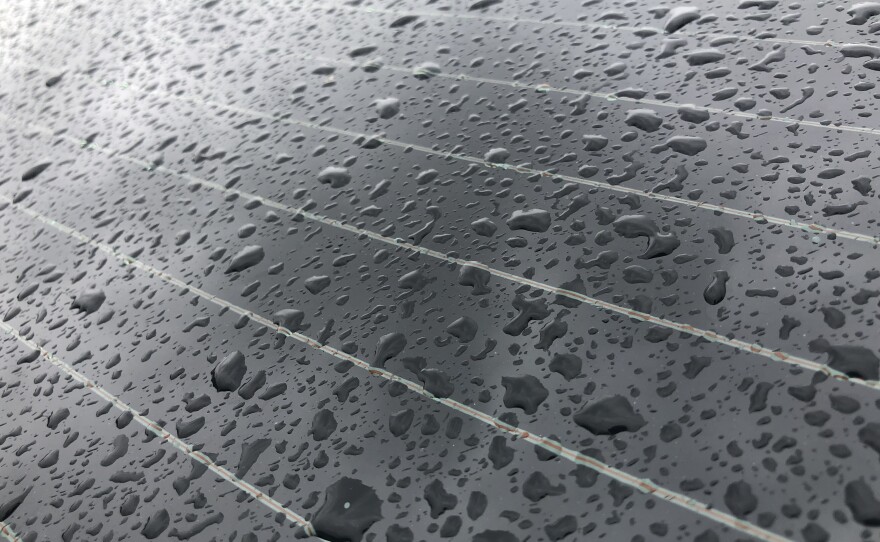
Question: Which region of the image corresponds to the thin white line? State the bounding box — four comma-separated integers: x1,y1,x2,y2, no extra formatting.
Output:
0,522,22,542
0,194,793,542
105,76,880,246
303,52,880,142
99,4,880,134
5,58,880,247
6,4,878,136
0,320,319,539
8,61,874,247
22,21,876,142
315,3,858,49
11,117,880,392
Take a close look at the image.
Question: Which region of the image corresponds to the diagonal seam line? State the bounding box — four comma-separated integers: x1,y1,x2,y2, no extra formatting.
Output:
7,59,880,246
0,522,23,542
0,194,793,542
0,321,319,538
314,3,857,49
78,3,875,134
299,51,880,144
98,73,880,245
12,4,870,136
7,115,878,391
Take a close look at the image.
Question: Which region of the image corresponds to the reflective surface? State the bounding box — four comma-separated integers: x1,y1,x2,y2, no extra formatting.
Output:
0,1,879,541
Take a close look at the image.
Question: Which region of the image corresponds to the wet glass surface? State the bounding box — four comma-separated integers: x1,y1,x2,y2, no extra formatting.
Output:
0,1,879,541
